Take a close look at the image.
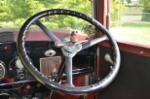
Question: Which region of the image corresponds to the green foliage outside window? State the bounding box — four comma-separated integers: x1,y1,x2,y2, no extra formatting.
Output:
141,0,150,21
0,0,92,28
111,0,125,26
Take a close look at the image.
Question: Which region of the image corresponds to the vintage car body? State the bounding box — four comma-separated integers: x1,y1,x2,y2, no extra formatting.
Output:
0,0,150,99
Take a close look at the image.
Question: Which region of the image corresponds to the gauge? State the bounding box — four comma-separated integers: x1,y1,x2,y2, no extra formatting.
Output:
44,49,56,56
0,61,6,80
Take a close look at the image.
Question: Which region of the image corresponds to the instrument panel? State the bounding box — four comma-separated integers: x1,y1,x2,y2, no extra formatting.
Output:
0,31,96,98
0,41,96,93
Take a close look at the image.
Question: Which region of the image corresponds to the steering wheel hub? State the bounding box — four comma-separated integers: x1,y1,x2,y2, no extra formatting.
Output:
62,43,82,57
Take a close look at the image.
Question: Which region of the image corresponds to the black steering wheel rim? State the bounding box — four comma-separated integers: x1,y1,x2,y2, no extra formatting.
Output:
17,9,120,94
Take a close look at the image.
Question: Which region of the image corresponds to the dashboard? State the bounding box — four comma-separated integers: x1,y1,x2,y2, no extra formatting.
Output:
0,31,96,98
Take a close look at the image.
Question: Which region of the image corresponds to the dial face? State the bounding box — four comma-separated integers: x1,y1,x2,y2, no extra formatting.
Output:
0,62,6,80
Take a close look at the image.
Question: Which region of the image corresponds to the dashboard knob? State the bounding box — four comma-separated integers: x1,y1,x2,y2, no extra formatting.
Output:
16,58,24,70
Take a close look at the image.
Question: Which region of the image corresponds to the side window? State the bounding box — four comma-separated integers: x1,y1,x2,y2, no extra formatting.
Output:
110,0,150,46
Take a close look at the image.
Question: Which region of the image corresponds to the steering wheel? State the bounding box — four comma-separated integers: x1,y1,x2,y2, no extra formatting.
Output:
17,9,120,94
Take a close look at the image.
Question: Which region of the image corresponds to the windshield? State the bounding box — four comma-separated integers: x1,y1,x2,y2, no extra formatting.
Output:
0,0,93,35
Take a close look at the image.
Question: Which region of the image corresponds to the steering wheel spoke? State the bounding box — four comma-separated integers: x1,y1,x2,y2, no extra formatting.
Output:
81,35,108,50
35,20,64,47
64,56,74,87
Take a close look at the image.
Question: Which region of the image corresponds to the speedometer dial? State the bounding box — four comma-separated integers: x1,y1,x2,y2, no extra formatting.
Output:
0,61,6,80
